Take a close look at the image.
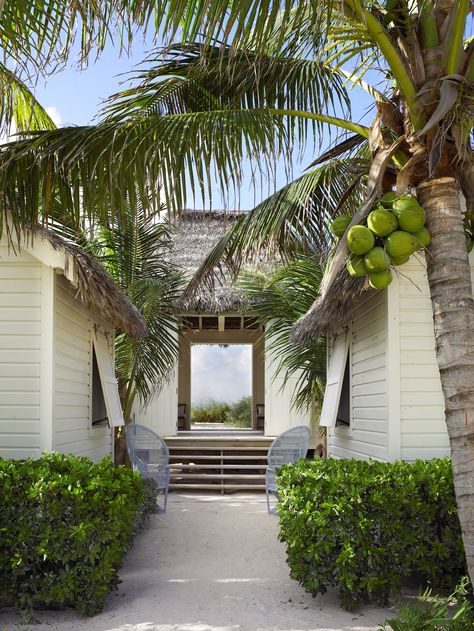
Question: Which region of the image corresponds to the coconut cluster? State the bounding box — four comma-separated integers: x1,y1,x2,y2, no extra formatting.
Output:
330,193,431,290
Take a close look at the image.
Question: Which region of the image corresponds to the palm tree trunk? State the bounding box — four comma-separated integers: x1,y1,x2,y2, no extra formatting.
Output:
417,177,474,584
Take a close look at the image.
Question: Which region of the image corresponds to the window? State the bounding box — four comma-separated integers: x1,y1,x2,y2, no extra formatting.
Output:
335,356,351,427
91,332,124,428
91,347,108,427
319,331,350,427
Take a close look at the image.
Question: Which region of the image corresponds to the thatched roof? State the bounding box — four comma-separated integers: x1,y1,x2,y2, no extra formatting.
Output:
171,209,255,314
23,227,147,340
291,269,376,345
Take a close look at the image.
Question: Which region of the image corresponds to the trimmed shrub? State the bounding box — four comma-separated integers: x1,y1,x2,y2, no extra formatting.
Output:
277,458,467,610
0,452,157,620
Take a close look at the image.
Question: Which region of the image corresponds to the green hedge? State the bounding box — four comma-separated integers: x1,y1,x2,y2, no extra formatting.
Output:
277,458,467,610
0,452,157,620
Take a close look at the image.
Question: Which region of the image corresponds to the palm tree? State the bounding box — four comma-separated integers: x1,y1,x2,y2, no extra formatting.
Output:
239,258,327,414
0,0,473,581
88,206,184,423
86,206,184,463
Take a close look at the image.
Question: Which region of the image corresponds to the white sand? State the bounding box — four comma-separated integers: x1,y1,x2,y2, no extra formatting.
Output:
0,493,394,631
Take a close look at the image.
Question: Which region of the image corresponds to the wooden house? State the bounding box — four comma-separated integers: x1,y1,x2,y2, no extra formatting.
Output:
0,226,146,461
292,252,474,461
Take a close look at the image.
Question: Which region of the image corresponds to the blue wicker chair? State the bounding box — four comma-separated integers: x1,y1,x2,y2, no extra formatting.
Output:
266,425,310,514
125,423,171,512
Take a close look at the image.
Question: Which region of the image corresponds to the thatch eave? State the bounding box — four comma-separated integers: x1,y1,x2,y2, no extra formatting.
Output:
291,269,376,345
27,227,147,340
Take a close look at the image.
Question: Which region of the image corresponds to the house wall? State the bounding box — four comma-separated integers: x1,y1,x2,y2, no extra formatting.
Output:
328,290,390,461
264,341,311,437
397,255,451,460
52,275,113,462
0,241,43,459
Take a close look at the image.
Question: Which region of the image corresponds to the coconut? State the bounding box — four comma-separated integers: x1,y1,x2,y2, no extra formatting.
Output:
467,237,474,254
395,205,426,233
364,247,391,272
367,208,398,237
346,225,375,255
385,230,419,258
392,194,421,211
347,255,367,277
392,254,410,266
380,191,397,208
368,268,393,289
413,226,431,249
331,216,352,238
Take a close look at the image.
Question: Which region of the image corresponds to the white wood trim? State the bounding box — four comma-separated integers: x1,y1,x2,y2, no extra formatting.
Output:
40,267,55,452
387,281,401,461
320,329,350,427
93,330,124,427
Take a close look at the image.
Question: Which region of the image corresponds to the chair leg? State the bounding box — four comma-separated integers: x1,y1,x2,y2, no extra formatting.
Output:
266,486,272,514
163,484,169,513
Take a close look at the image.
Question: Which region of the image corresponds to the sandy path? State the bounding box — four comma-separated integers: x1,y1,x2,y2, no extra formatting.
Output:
0,493,393,631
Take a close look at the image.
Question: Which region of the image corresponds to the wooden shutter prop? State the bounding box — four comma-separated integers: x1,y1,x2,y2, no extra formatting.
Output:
319,332,349,427
93,333,124,427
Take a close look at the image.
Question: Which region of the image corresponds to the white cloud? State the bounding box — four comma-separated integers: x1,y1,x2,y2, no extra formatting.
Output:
191,344,252,404
46,106,62,127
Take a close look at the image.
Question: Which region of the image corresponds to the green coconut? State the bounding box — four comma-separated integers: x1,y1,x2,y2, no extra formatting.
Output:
385,230,419,258
368,268,393,289
413,226,431,249
367,208,398,237
346,225,375,255
467,236,474,253
393,194,423,213
331,215,352,238
392,254,410,266
396,205,426,233
380,191,397,208
364,247,391,272
347,256,367,277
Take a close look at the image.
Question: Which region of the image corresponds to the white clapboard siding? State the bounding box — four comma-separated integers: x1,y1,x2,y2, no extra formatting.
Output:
53,276,112,461
0,255,42,459
397,252,474,459
133,365,179,436
264,330,311,436
328,291,389,461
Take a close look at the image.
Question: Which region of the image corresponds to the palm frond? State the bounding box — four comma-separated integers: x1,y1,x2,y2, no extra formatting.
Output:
0,1,160,74
87,205,185,416
103,42,351,131
0,62,56,135
186,155,369,293
0,108,290,230
239,258,326,411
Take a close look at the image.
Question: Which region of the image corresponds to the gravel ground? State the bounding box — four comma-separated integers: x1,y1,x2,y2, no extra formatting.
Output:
0,493,394,631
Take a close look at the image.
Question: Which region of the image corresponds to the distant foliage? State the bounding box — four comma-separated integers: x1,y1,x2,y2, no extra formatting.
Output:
277,458,467,611
192,396,252,427
0,453,157,621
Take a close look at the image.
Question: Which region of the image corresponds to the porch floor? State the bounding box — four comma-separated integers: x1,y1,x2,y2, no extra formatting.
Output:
2,493,391,630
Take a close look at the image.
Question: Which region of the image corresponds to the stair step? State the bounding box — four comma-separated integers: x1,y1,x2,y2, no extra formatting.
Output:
167,446,269,452
170,453,267,464
171,473,265,481
170,463,267,470
169,483,266,491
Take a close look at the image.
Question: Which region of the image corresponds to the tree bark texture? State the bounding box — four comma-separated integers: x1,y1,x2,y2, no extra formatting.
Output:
418,177,474,584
